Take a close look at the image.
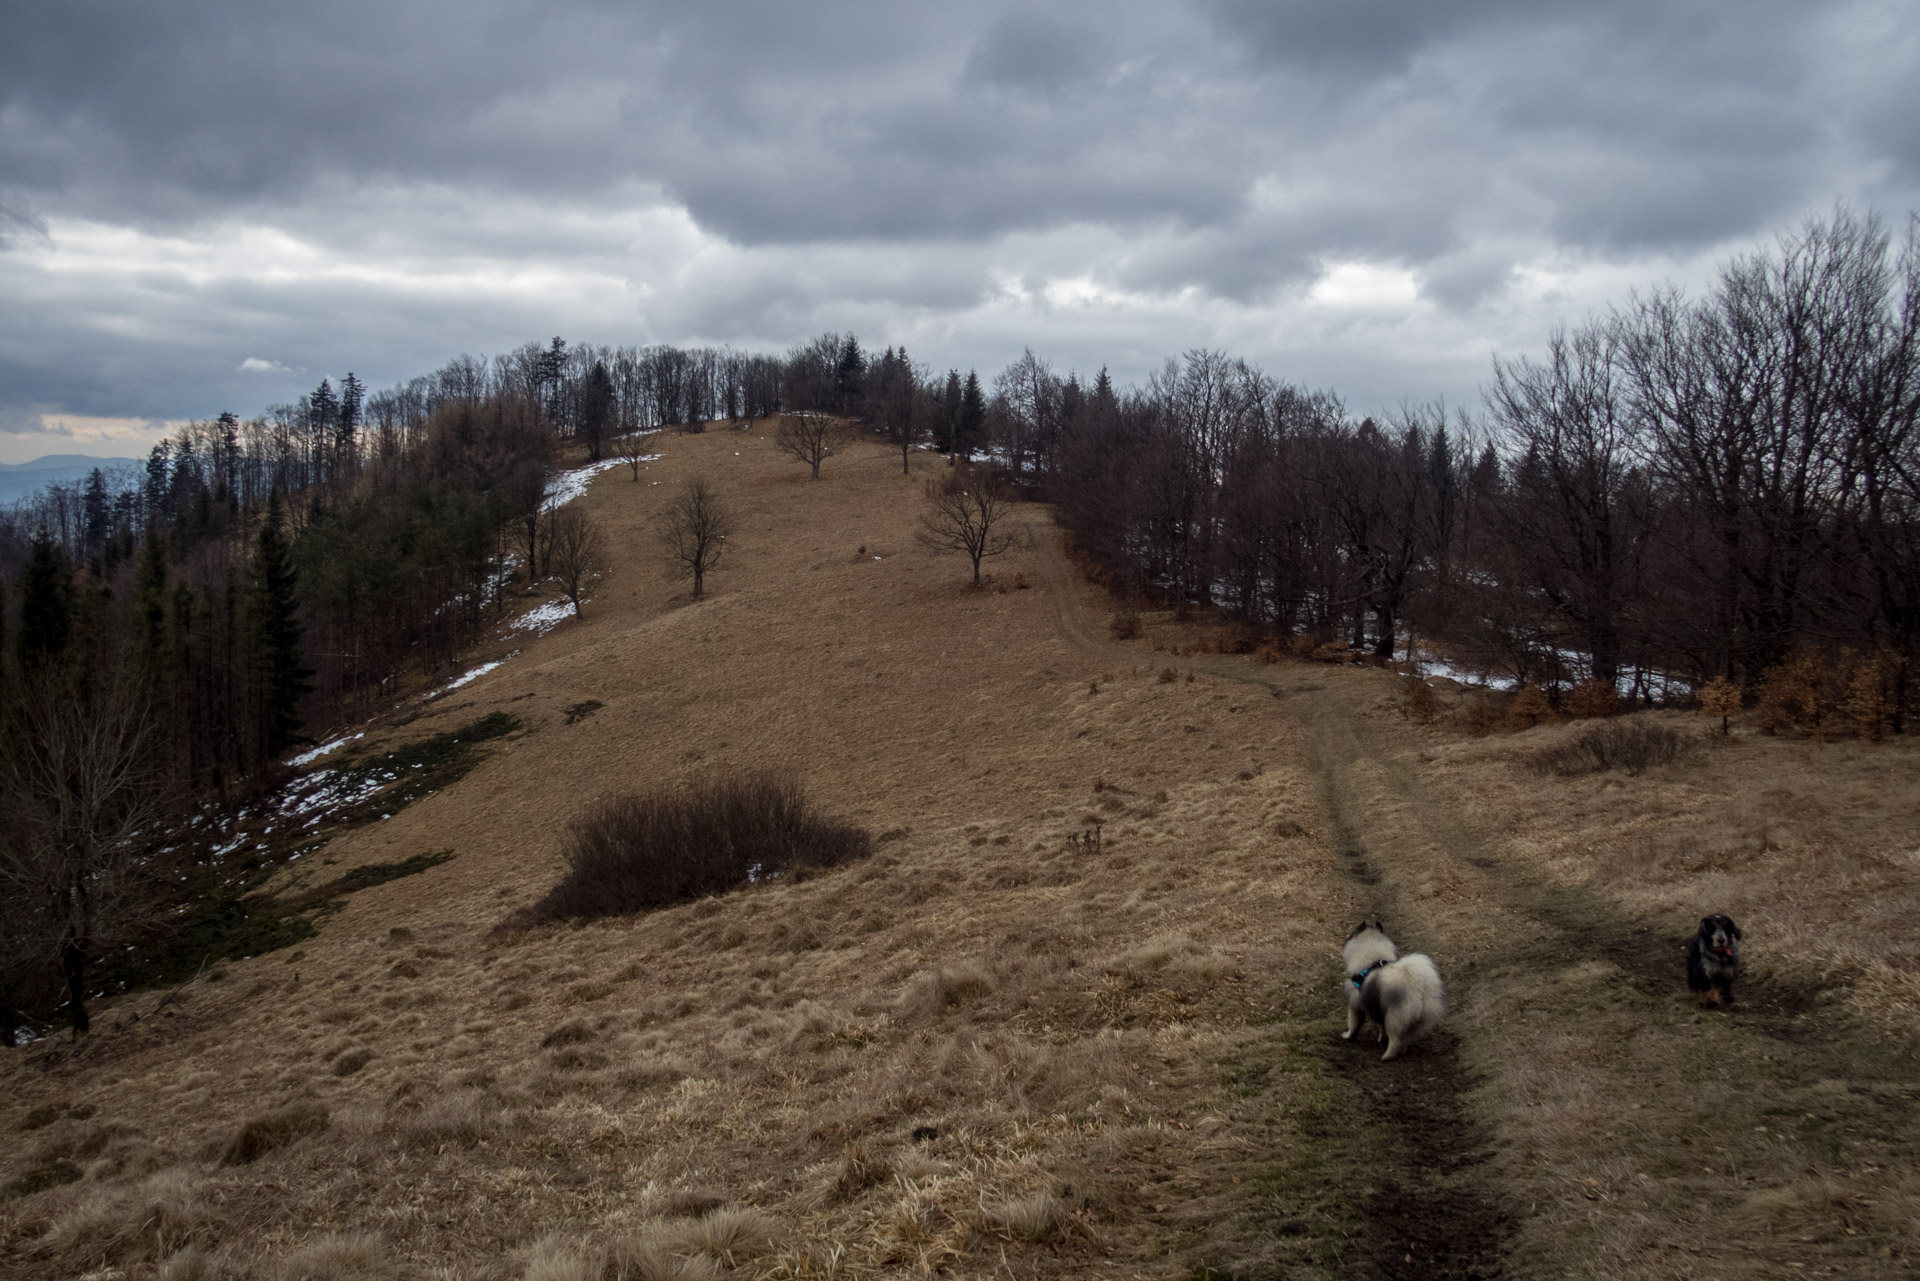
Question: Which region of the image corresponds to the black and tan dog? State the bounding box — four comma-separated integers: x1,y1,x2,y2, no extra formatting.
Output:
1686,914,1742,1005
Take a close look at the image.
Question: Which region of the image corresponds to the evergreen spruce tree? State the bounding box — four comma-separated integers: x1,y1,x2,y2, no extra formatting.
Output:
580,360,615,460
133,532,169,674
249,495,312,758
17,532,74,670
940,370,963,457
836,334,866,415
958,370,986,461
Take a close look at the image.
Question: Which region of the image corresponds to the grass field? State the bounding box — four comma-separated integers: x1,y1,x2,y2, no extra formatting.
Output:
3,425,1916,1280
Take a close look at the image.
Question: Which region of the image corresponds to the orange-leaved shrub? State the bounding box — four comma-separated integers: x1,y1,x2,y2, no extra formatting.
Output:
1564,679,1622,719
1506,685,1554,731
1756,647,1906,740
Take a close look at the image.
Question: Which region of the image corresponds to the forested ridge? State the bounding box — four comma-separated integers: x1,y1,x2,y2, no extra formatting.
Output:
2,208,1918,1036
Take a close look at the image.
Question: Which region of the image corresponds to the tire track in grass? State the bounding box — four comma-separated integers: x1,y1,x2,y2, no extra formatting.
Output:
1024,518,1513,1278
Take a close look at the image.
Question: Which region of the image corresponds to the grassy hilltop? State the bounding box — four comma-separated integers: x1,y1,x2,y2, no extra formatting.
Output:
3,425,1918,1280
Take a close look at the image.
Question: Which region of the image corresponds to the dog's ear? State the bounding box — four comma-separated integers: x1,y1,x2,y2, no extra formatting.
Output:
1729,920,1743,939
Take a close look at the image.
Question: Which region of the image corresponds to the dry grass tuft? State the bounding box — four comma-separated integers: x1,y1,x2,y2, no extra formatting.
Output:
330,1047,373,1077
519,1236,598,1281
540,1018,597,1049
660,1206,782,1266
39,1169,219,1263
271,1232,392,1281
603,1234,723,1281
978,1192,1086,1244
220,1103,329,1165
395,1098,501,1150
1107,610,1142,640
158,1246,224,1281
900,965,995,1017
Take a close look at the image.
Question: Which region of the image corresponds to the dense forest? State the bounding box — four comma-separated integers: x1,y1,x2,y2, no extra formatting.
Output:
1,209,1917,1036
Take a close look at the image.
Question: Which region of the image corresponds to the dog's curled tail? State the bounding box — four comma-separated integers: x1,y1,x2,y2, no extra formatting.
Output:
1381,953,1445,1060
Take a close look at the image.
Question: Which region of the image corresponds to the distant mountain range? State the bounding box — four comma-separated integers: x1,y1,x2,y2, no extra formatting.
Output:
0,454,143,506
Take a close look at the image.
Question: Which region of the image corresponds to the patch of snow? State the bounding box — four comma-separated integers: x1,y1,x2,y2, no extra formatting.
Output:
543,459,624,509
427,651,518,699
509,600,575,635
287,732,364,768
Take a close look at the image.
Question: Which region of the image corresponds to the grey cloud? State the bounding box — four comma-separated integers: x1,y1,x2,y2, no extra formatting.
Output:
4,0,1919,436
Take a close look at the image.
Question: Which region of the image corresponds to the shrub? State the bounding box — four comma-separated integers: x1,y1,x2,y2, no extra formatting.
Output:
1527,721,1698,777
1462,696,1497,737
1253,641,1283,665
1107,611,1142,640
1565,679,1622,719
1757,652,1825,736
1289,634,1321,659
1405,679,1436,724
1697,675,1741,734
1311,641,1351,664
508,775,871,927
1506,685,1553,731
1216,621,1256,654
1157,666,1178,683
220,1104,329,1165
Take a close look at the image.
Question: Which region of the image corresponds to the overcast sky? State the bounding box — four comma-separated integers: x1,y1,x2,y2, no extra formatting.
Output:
3,0,1918,462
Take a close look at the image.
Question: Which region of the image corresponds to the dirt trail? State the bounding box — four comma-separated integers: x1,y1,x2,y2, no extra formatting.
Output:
1026,518,1513,1276
1027,515,1919,1278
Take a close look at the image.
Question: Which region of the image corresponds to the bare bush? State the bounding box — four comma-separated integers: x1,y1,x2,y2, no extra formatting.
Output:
1108,611,1142,640
507,775,871,927
1526,721,1700,777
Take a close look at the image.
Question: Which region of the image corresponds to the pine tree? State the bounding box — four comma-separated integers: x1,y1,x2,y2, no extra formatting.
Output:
580,360,615,461
958,370,986,461
249,495,312,758
941,370,963,456
836,334,866,414
133,532,169,675
337,373,364,478
17,532,74,670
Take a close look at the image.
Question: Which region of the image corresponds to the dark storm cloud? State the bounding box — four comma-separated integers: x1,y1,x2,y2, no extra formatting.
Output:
2,0,1918,442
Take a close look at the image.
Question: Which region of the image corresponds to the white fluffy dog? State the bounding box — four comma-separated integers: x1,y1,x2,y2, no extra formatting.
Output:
1341,921,1446,1060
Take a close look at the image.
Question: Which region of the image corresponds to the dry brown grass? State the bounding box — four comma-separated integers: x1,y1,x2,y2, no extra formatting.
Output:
4,427,1916,1279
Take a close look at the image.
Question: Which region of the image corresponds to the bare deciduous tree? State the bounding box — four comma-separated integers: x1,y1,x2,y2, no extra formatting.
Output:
614,428,655,481
917,466,1022,586
660,476,732,599
775,413,850,479
547,506,608,618
0,680,165,1037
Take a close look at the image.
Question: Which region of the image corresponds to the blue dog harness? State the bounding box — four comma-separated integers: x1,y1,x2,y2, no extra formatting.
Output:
1351,958,1391,989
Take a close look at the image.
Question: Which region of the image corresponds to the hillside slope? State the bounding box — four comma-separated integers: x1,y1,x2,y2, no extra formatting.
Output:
4,426,1918,1280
